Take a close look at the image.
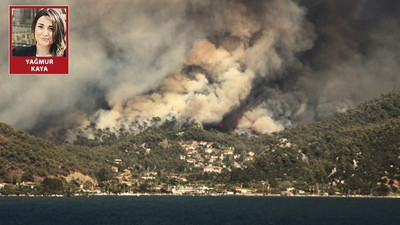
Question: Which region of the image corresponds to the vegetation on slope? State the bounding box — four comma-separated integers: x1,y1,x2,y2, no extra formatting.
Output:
0,92,399,196
0,123,107,183
270,92,400,194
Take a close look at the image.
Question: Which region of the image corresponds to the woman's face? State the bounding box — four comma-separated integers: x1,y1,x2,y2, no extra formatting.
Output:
34,16,54,47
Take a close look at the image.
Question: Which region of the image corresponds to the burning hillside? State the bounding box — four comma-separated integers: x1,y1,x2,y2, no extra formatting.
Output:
0,0,399,140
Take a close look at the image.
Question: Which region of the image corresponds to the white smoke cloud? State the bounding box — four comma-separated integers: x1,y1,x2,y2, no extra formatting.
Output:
235,106,284,135
77,0,315,137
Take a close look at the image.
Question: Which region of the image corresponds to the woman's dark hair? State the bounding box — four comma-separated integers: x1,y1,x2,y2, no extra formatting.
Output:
31,8,66,56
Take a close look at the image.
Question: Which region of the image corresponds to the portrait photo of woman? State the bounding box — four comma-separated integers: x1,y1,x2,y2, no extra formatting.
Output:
12,8,67,57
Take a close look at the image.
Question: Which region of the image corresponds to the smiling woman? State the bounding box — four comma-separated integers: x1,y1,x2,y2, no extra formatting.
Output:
12,8,66,57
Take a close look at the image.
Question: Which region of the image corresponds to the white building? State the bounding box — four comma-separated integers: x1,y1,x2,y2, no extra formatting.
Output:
203,165,222,173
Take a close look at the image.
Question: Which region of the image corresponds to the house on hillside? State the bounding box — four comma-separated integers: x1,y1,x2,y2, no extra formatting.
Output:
205,148,213,154
233,162,241,168
186,158,196,164
0,183,11,189
112,166,119,173
199,141,208,146
245,156,254,161
22,181,36,188
235,187,252,195
203,165,222,173
224,149,234,155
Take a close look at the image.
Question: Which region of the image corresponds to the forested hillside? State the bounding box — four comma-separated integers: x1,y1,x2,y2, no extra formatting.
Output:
0,123,107,183
0,92,399,196
254,92,400,195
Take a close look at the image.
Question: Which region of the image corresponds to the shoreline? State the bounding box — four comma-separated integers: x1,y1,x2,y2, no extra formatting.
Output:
1,193,400,199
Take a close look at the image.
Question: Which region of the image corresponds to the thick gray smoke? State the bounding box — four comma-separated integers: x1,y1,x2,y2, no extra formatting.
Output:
0,0,399,139
83,0,315,137
291,0,400,123
1,0,203,135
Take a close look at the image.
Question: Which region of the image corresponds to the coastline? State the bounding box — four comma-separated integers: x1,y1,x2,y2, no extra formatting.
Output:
1,193,399,199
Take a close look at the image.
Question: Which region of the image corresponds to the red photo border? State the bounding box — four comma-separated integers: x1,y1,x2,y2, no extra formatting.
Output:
9,5,69,75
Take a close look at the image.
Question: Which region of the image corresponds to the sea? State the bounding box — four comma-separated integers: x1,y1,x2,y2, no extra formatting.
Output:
0,196,399,225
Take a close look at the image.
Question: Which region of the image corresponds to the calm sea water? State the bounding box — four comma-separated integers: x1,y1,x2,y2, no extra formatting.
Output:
0,196,399,225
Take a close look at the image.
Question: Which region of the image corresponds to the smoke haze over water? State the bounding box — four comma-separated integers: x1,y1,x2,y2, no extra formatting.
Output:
1,0,400,139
